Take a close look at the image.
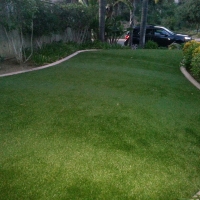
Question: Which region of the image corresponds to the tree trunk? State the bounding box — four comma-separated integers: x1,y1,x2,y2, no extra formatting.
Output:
139,0,148,48
99,0,106,42
129,0,136,46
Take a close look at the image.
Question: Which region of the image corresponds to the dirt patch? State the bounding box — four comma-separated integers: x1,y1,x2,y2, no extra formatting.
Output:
0,58,36,75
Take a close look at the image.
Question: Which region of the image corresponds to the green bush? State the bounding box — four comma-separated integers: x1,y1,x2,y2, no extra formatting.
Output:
30,41,79,66
144,40,158,49
168,42,182,50
30,41,128,66
182,40,200,69
191,53,200,80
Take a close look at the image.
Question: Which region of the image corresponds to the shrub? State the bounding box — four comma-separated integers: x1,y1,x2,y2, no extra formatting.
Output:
191,53,200,80
182,40,199,53
30,41,128,66
30,41,79,66
168,42,182,50
144,40,158,49
182,40,200,69
192,46,200,57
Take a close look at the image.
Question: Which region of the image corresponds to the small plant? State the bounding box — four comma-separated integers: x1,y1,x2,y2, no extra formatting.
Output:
168,42,182,50
105,17,125,44
30,41,80,66
144,40,158,49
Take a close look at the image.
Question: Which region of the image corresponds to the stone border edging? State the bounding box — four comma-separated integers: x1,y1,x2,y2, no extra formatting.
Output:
0,49,98,78
180,66,200,90
193,190,200,199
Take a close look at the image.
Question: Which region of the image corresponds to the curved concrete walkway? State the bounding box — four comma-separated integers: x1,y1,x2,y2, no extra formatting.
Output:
180,67,200,90
0,49,97,78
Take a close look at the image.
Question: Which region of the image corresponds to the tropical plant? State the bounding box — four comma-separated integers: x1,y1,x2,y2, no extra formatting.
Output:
105,17,125,44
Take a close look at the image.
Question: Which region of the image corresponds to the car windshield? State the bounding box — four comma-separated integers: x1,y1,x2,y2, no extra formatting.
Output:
159,27,175,35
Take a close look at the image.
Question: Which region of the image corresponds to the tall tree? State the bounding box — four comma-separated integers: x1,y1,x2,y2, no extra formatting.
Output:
99,0,106,41
178,0,200,33
128,0,136,46
139,0,148,48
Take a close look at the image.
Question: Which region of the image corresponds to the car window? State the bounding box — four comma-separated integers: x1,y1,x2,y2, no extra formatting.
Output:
154,28,170,36
146,29,153,35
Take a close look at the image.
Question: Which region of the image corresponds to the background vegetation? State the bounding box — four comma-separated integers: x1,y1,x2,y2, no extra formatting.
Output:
0,0,200,64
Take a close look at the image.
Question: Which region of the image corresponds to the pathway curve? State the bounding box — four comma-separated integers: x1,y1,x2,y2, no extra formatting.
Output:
180,67,200,90
0,50,97,78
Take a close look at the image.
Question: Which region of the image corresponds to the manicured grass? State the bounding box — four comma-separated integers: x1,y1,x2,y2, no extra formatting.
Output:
0,49,200,200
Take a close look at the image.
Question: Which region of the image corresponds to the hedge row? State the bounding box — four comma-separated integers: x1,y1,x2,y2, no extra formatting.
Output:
182,40,200,80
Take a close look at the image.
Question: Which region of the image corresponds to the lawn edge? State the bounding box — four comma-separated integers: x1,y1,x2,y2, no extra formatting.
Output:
0,49,98,78
180,66,200,90
193,190,200,199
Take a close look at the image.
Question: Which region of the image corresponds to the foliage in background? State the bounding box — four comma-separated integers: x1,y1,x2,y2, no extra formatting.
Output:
144,40,158,49
148,0,177,30
0,0,38,64
29,41,127,66
61,4,97,43
32,1,66,49
177,0,200,33
105,17,125,44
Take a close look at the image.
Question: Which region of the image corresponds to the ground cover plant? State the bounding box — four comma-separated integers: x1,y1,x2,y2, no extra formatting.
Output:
0,50,200,199
29,41,126,66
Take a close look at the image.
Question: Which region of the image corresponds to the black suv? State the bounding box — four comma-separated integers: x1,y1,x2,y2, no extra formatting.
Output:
124,25,192,47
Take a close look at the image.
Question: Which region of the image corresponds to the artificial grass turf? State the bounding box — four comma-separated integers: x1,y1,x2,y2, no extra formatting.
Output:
0,49,200,199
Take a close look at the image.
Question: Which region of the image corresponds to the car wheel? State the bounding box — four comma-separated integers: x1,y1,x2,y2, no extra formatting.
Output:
131,44,138,49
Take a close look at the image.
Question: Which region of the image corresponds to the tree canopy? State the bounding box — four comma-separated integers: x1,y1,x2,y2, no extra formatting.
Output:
178,0,200,32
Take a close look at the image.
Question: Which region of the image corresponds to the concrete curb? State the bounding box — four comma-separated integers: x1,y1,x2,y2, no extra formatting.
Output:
193,190,200,199
180,66,200,90
0,49,98,78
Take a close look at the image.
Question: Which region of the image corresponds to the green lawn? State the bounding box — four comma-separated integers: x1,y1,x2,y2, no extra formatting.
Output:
0,49,200,200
